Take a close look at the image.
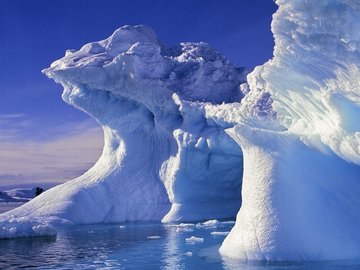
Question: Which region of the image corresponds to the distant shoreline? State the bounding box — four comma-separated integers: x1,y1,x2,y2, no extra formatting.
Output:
0,202,25,214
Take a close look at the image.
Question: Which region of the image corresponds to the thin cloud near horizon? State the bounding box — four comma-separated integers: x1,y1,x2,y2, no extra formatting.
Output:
0,115,103,189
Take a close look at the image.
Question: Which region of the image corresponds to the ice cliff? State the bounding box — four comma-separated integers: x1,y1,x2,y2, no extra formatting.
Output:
214,0,360,261
1,0,360,262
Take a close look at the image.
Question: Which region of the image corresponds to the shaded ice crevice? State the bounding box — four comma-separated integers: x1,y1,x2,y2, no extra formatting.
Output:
0,25,245,236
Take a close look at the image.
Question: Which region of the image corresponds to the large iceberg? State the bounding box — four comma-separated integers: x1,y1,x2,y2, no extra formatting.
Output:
0,25,245,234
216,0,360,261
1,0,360,262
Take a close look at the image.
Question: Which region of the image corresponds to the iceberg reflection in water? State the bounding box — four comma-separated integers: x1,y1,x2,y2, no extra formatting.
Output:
0,221,359,269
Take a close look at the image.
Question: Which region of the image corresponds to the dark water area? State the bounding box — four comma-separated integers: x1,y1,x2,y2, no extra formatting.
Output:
0,222,359,269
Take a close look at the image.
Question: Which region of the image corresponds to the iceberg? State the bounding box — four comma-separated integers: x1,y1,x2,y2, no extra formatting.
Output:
216,0,360,261
1,0,359,262
0,25,245,234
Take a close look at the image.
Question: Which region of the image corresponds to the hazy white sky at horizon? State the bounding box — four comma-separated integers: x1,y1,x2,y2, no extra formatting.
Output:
0,114,103,189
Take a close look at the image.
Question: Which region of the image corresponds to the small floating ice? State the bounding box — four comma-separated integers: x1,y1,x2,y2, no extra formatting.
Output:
185,236,204,244
177,223,195,227
184,252,193,256
203,219,220,226
211,231,230,236
176,227,194,233
220,221,235,225
196,219,221,229
147,235,161,239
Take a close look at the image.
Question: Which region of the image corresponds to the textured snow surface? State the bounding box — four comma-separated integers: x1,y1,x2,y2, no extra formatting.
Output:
217,0,360,261
0,216,56,239
0,25,245,235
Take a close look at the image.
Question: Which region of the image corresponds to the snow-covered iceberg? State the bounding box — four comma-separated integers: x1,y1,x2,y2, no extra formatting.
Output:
1,0,359,262
216,0,360,261
0,25,245,234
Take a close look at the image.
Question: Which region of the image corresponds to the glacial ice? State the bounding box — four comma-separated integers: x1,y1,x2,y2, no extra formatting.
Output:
216,0,360,261
0,0,359,262
0,25,245,236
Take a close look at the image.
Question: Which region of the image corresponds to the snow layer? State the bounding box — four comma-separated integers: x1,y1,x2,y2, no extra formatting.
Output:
218,0,360,261
0,25,245,234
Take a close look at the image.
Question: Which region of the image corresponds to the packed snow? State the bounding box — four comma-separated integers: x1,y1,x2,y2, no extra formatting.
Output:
0,0,359,262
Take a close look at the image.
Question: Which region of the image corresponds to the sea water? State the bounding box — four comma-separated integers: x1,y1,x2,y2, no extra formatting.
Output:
0,221,359,269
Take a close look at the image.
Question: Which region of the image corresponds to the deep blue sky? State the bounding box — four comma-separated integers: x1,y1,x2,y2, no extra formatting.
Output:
0,0,277,188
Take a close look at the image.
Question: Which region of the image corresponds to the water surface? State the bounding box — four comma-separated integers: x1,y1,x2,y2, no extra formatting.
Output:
0,221,359,269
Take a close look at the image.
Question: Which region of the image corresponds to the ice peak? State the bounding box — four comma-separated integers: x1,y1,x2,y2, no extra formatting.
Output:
44,25,247,107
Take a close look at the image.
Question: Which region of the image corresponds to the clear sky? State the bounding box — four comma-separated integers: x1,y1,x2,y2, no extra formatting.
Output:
0,0,277,189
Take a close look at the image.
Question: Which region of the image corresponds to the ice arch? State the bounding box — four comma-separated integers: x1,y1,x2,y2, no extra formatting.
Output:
0,25,245,231
2,1,357,262
213,0,360,261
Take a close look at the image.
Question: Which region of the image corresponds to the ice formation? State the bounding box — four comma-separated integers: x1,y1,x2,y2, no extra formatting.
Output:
0,217,56,239
215,0,360,261
0,25,245,236
1,0,359,262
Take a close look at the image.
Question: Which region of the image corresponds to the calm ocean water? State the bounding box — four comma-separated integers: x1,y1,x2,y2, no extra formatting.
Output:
0,217,359,269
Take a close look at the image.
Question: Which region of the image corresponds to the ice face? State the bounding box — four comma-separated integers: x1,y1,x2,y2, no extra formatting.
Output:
0,25,245,235
218,0,360,261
